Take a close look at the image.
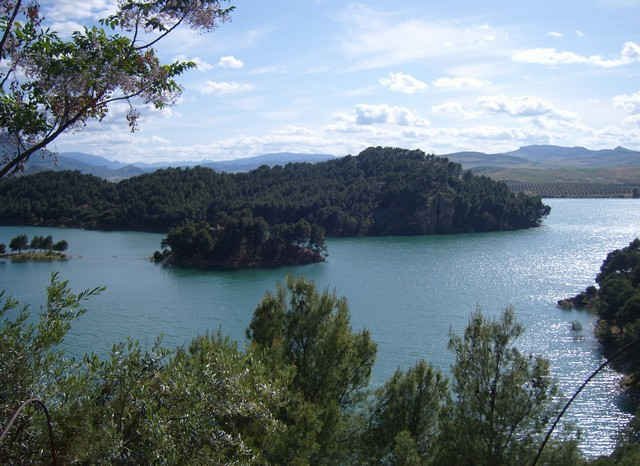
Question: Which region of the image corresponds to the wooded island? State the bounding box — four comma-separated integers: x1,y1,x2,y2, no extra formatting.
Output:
0,234,68,261
0,147,550,268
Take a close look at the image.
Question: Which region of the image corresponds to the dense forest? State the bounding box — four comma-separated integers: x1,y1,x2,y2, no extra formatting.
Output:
153,219,326,268
0,147,550,267
0,147,549,234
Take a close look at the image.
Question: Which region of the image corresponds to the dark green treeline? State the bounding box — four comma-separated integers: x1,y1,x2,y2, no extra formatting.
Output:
0,147,549,236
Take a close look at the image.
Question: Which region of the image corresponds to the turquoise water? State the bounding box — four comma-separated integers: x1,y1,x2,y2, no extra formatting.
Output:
1,198,640,456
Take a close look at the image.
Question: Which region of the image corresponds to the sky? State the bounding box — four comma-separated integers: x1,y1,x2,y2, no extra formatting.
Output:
40,0,640,163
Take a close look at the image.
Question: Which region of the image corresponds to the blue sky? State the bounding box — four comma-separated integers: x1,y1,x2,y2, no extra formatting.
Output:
42,0,640,162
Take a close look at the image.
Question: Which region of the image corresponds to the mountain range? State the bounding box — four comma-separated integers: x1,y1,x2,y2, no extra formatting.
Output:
20,151,336,180
443,145,640,169
14,144,640,185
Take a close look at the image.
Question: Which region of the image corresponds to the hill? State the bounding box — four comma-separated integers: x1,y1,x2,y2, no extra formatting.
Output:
22,153,146,180
443,145,640,170
443,145,640,197
0,146,549,237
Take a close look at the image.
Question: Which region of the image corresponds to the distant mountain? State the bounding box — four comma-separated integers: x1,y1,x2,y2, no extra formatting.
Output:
12,144,640,187
18,151,337,179
202,153,336,172
443,145,640,169
22,153,145,180
58,152,126,169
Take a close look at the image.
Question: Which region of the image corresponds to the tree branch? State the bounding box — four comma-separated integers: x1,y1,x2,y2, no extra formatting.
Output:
0,0,22,60
133,11,187,51
0,397,57,466
0,82,155,178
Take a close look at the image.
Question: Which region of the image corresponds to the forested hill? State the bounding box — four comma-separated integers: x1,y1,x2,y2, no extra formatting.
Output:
0,147,550,235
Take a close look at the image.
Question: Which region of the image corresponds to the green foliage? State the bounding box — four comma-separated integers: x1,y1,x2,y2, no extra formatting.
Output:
0,242,5,253
52,239,67,252
0,273,102,463
565,239,640,377
0,275,282,464
8,232,27,251
247,276,377,464
0,1,234,177
437,307,560,466
363,360,449,464
0,148,550,255
1,275,595,464
4,233,68,256
159,218,326,268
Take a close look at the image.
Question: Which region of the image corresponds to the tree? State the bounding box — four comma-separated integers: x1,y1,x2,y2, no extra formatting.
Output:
0,0,234,178
29,235,42,249
436,307,562,466
364,360,449,464
0,242,5,254
247,276,377,464
0,275,283,464
0,273,103,462
52,239,68,252
9,233,27,252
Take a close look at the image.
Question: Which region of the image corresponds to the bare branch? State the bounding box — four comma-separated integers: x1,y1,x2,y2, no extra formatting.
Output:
133,12,187,51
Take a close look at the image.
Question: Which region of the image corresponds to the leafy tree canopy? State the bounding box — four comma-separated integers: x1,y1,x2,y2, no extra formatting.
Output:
0,0,234,177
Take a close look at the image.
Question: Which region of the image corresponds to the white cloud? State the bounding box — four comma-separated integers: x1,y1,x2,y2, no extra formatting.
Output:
43,0,116,22
174,55,214,71
477,95,577,120
431,101,479,119
433,76,490,89
349,104,429,126
217,56,244,69
379,72,428,94
339,4,504,69
199,81,254,95
576,30,585,37
50,21,84,36
613,90,640,113
547,31,564,38
513,41,640,67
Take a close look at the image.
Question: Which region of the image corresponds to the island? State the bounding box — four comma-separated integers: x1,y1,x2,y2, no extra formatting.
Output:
0,147,550,269
152,219,326,269
0,234,69,262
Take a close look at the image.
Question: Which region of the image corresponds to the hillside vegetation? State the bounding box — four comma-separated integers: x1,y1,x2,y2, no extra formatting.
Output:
0,147,550,268
0,147,549,234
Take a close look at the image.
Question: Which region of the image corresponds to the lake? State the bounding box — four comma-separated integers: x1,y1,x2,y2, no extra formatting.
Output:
1,198,639,456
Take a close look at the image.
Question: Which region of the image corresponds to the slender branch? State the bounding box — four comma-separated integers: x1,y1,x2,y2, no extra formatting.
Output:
0,397,57,466
531,338,640,466
0,63,15,90
0,0,22,59
0,108,85,178
0,83,150,178
133,12,187,51
130,11,141,50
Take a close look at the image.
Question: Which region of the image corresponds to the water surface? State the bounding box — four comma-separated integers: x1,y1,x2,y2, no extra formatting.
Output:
1,198,639,456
